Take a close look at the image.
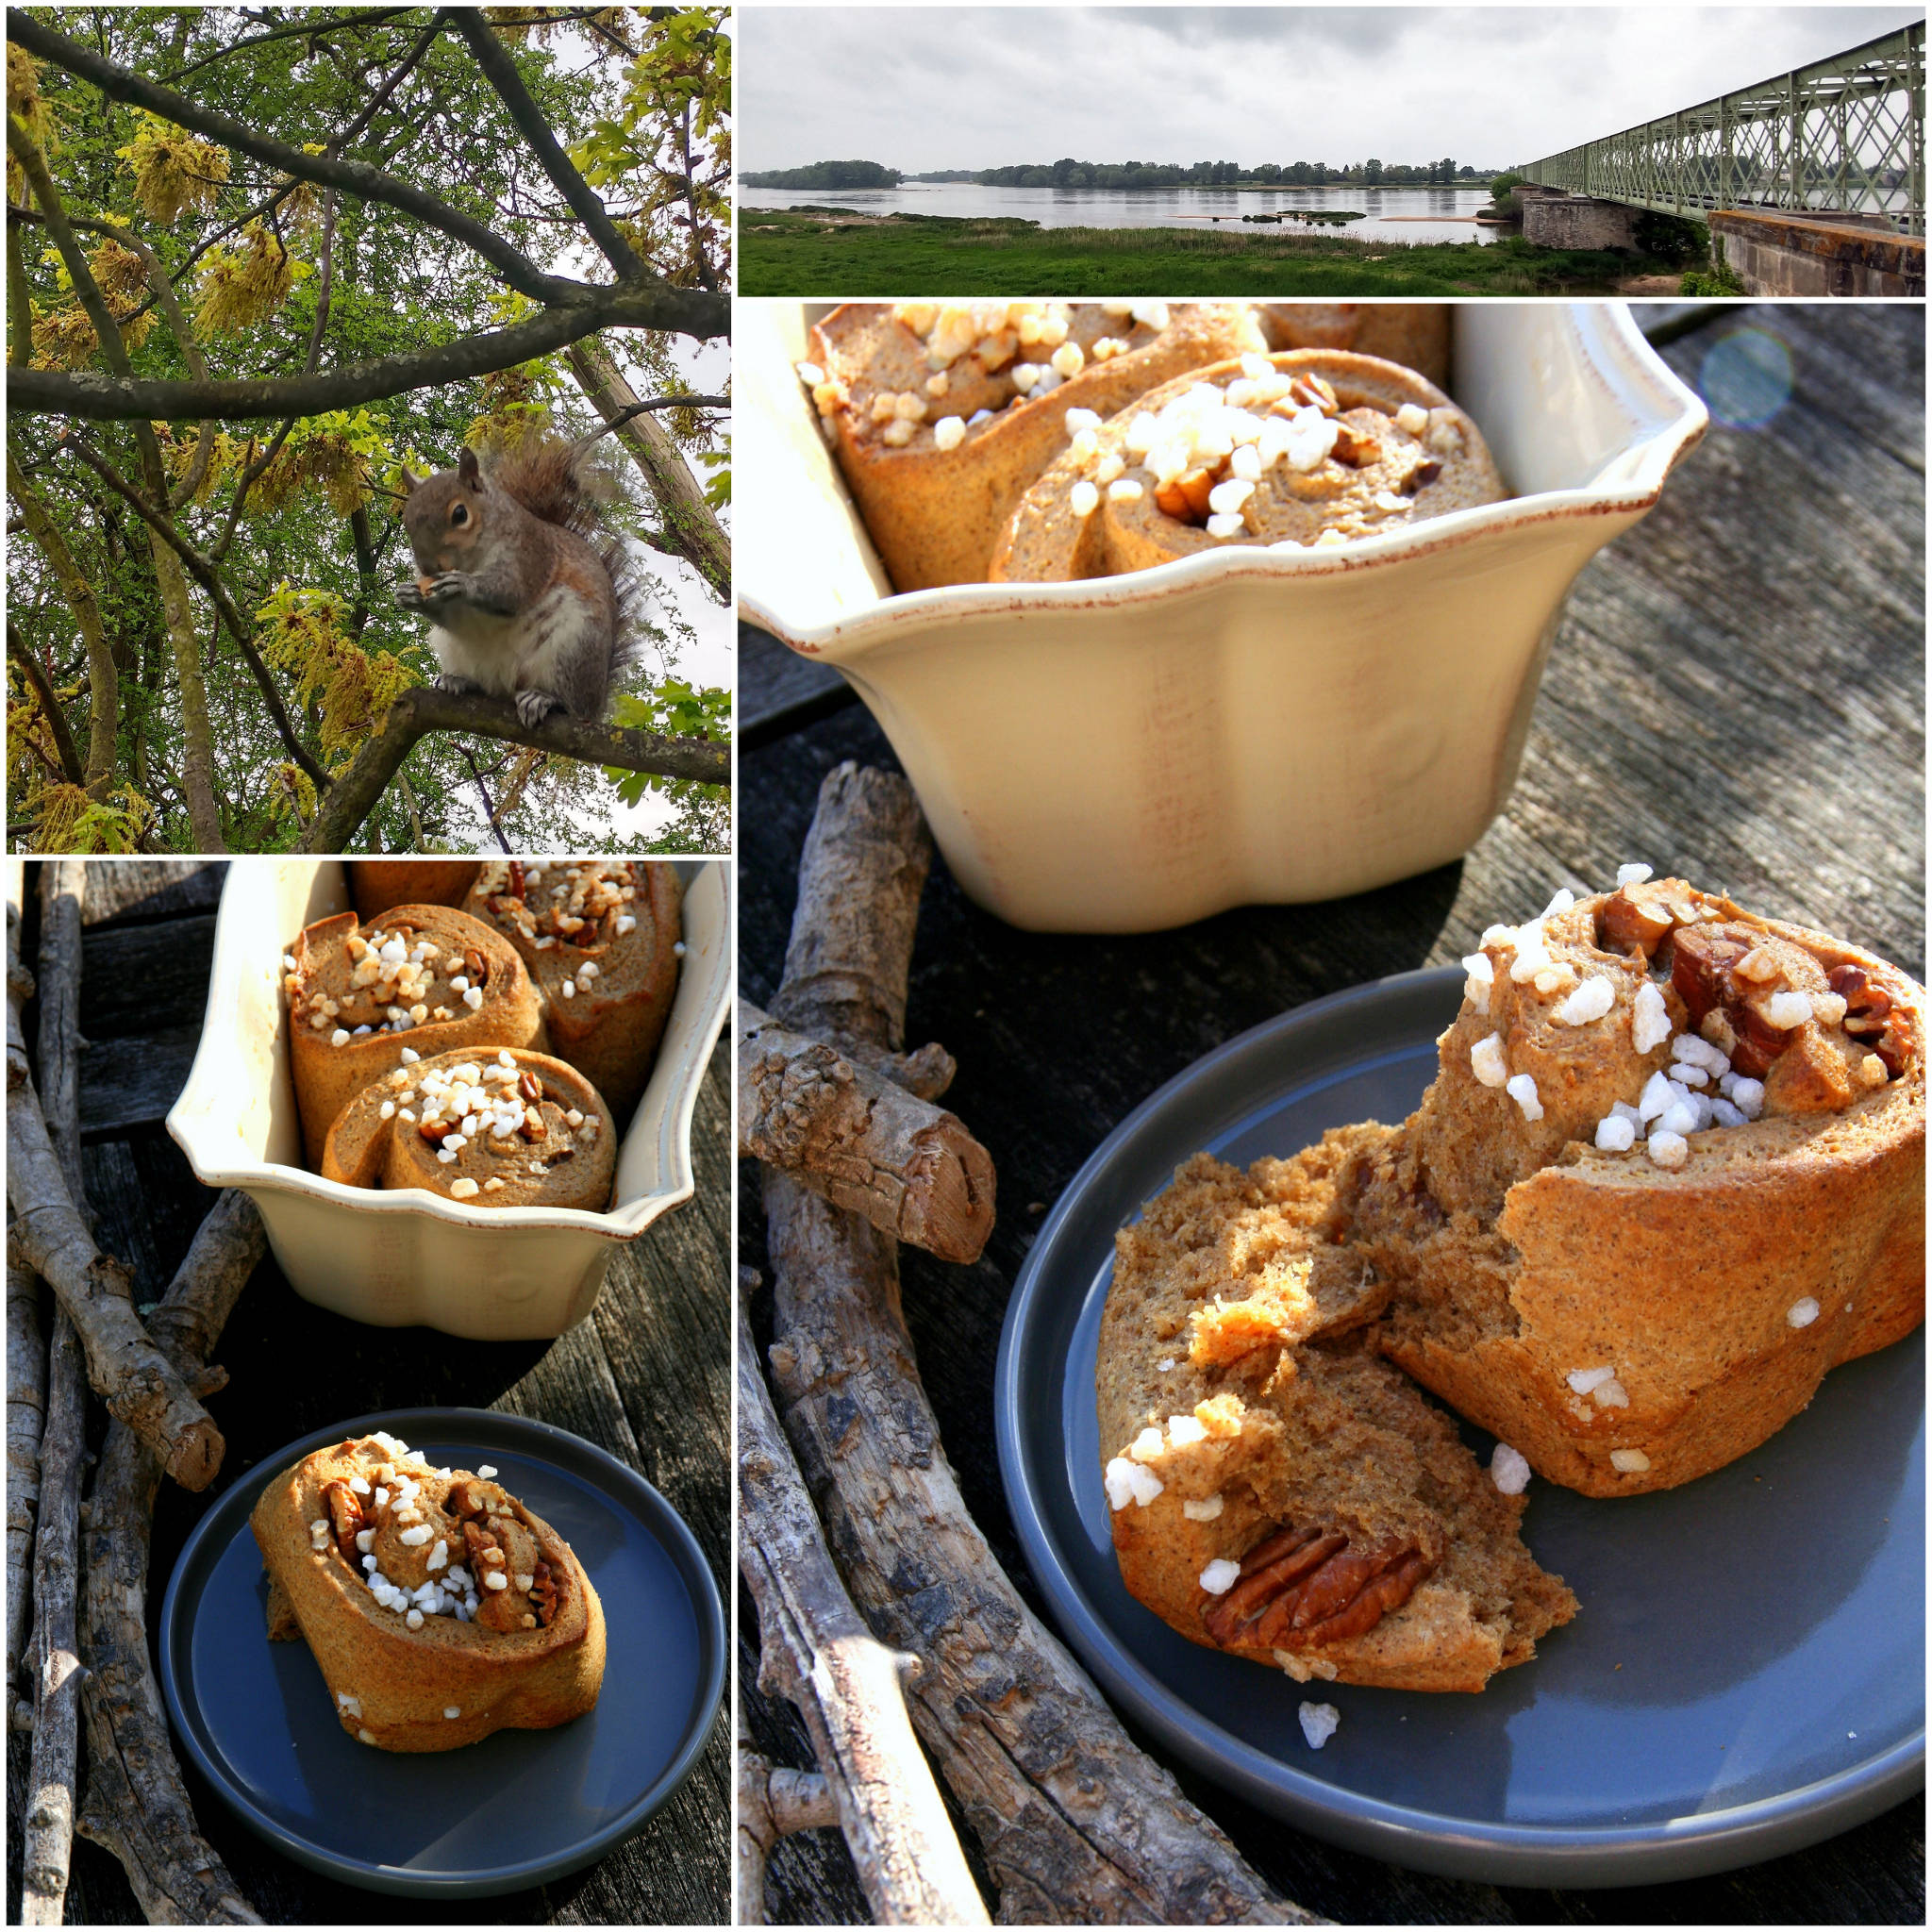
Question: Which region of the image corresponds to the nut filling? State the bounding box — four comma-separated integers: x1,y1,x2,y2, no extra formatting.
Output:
479,856,642,955
798,300,1173,451
1200,1523,1436,1650
288,923,452,1041
314,1432,563,1633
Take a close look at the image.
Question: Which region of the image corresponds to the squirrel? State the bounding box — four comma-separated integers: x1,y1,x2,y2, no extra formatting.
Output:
394,440,640,727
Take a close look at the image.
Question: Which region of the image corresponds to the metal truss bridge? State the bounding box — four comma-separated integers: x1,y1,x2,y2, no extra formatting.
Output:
1519,23,1924,236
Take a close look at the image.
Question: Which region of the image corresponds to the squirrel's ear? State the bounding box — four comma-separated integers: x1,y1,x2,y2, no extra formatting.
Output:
458,446,483,490
399,466,420,495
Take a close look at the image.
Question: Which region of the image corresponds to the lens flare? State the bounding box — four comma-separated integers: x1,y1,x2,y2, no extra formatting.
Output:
1699,328,1794,430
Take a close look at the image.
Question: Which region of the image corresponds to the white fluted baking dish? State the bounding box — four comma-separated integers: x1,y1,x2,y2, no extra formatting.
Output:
167,858,729,1340
741,301,1707,933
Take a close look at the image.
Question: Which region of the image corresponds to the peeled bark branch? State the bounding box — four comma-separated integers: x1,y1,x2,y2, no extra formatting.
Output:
760,764,1307,1925
77,1188,263,1925
296,683,728,854
739,1302,989,1927
739,1000,995,1266
5,897,225,1491
19,858,89,1924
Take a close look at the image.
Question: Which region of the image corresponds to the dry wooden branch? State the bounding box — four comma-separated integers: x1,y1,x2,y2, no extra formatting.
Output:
20,1309,84,1925
7,1251,46,1699
736,1702,840,1927
739,1000,995,1266
740,1297,988,1926
36,861,87,1194
77,1187,264,1925
760,764,1310,1925
5,891,225,1491
20,858,93,1924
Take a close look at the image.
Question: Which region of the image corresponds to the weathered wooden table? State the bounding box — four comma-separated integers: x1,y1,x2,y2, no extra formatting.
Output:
738,301,1925,1924
7,861,730,1924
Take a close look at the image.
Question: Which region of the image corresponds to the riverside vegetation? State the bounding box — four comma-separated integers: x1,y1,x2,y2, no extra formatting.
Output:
739,208,1694,297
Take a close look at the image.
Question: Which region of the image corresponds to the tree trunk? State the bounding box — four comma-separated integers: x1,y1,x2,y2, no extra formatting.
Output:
147,532,225,851
568,336,728,602
6,439,119,797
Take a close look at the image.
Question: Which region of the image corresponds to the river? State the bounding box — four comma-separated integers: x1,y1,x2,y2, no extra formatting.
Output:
741,180,1504,246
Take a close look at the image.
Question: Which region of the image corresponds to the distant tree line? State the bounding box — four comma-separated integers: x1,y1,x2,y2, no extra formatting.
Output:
754,158,1487,190
741,159,902,188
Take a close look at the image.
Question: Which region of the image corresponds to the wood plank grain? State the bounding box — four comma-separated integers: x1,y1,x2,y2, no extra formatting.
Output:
80,860,225,928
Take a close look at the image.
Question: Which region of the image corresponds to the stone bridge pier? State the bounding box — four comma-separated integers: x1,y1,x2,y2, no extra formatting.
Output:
1515,186,1640,250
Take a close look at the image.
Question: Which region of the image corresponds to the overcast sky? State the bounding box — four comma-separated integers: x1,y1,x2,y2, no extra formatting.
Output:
741,7,1925,173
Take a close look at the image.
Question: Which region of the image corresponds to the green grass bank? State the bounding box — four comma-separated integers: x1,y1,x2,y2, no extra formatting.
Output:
738,208,1685,296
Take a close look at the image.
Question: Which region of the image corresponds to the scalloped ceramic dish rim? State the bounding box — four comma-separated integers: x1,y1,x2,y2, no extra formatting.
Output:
165,871,732,1242
745,310,1707,659
170,1122,690,1241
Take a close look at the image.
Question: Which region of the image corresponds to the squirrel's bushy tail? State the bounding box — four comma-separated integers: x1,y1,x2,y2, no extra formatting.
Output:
491,438,647,689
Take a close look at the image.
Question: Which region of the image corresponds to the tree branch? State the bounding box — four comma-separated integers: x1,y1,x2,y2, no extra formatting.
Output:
5,620,86,792
5,1244,44,1700
77,1190,264,1924
739,1000,995,1264
739,1300,990,1925
567,340,728,600
58,437,332,790
328,17,440,152
6,7,578,307
758,765,1307,1924
8,276,727,422
162,7,418,86
295,683,728,852
447,9,649,283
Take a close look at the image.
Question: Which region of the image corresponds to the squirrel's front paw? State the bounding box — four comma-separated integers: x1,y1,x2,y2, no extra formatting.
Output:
420,572,470,608
432,672,485,696
514,689,562,728
394,579,426,611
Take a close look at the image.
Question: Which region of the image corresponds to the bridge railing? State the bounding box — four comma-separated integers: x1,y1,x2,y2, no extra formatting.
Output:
1519,23,1924,235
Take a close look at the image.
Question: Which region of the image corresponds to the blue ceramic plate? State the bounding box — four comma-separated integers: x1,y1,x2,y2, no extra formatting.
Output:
996,969,1924,1887
159,1407,725,1898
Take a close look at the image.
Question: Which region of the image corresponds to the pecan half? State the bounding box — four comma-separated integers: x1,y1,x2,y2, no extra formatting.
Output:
463,946,489,989
519,1105,547,1141
1673,924,1826,1078
321,1479,368,1563
1595,881,1677,959
1287,373,1339,414
1833,966,1908,1077
518,1070,544,1106
1155,466,1218,525
446,1477,491,1520
1200,1522,1434,1651
530,1557,558,1626
461,1521,501,1576
508,859,526,900
1329,422,1379,468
